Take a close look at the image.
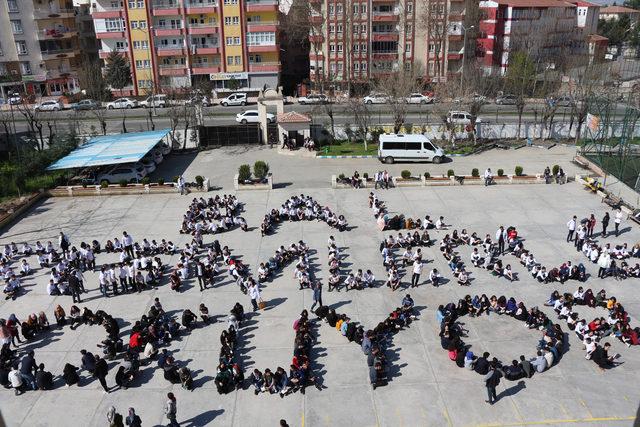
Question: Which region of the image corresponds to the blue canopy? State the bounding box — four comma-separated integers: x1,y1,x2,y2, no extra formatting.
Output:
47,129,171,170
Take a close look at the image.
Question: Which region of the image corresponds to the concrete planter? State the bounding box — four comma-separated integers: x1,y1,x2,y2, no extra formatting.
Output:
0,192,46,230
424,177,454,186
331,176,375,189
392,176,424,187
494,176,510,184
48,183,178,197
234,174,273,191
511,174,544,184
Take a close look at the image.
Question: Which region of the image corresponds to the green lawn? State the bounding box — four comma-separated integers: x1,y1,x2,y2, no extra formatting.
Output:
321,142,378,156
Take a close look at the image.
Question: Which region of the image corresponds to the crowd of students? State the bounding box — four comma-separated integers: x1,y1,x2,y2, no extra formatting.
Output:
257,241,313,290
261,195,347,236
179,194,246,236
214,304,245,394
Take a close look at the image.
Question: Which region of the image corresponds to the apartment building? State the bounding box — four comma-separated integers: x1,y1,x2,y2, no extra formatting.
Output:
308,0,471,87
477,0,601,75
91,0,280,96
0,0,87,99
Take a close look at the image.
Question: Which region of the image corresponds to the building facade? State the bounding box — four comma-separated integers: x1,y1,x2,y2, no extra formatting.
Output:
0,0,91,99
91,0,280,96
308,0,470,88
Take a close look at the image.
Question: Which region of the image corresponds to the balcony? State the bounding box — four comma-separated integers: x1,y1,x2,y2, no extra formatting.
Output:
155,26,185,36
187,23,219,35
37,28,79,40
159,64,188,76
371,32,399,42
191,63,222,74
308,34,324,43
372,11,399,22
34,8,75,19
157,46,186,56
448,34,463,42
372,51,397,59
91,5,124,18
246,0,278,12
447,52,462,60
248,62,280,72
247,43,278,53
96,28,126,39
41,48,78,60
449,14,464,21
46,68,74,79
192,45,220,54
310,15,323,24
99,48,128,59
185,0,217,13
152,1,182,16
246,21,279,32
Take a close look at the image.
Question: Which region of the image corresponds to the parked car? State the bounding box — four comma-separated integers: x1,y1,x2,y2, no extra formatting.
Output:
235,110,275,124
220,93,247,107
363,93,389,104
156,142,172,156
186,94,211,107
69,99,100,110
547,95,574,108
447,111,475,126
34,100,64,112
106,98,138,109
495,94,517,105
298,94,329,105
140,94,167,109
405,93,433,104
138,158,156,174
96,163,147,184
149,149,163,164
8,94,22,105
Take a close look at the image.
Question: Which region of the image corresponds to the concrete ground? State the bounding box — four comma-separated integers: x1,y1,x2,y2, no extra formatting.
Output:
1,148,640,427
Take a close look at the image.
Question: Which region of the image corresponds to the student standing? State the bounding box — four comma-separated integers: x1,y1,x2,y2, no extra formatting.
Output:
248,282,261,311
566,216,577,242
94,354,110,393
484,365,501,405
164,393,178,427
602,212,610,237
496,226,506,254
311,280,323,312
411,260,423,288
614,209,623,237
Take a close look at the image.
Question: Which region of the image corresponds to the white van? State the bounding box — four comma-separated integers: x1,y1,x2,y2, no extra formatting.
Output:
378,134,445,164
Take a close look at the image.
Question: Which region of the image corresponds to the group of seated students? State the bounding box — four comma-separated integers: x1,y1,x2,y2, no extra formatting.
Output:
179,194,246,236
547,287,639,350
314,295,418,389
257,241,311,288
326,236,374,291
437,295,565,379
251,310,320,397
1,312,49,345
580,240,640,280
380,233,438,289
260,195,347,236
214,304,245,394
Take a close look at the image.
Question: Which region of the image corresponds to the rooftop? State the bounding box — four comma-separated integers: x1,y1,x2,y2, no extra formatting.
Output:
277,111,312,123
600,5,640,13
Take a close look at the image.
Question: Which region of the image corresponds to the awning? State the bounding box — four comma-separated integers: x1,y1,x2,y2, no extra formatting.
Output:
47,129,170,170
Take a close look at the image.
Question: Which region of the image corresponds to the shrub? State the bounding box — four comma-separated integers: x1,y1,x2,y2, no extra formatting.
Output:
471,168,479,177
141,177,150,185
363,172,369,180
515,166,524,176
253,161,270,180
238,164,251,182
118,179,128,187
172,175,180,183
100,180,109,188
552,164,560,176
497,169,504,177
447,169,455,177
82,182,88,188
194,175,204,187
338,173,346,180
424,172,431,179
401,170,411,179
157,177,165,186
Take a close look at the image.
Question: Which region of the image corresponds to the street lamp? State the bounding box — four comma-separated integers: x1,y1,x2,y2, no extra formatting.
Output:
460,24,475,87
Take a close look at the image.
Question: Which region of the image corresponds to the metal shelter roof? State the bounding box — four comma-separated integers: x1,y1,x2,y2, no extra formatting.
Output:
47,129,170,170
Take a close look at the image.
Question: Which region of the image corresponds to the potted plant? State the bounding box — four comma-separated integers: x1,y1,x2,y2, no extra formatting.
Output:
497,169,504,177
401,170,412,179
253,161,270,183
238,164,251,183
100,180,109,189
141,177,151,186
447,169,455,177
424,172,430,179
514,166,524,176
471,168,479,177
158,177,165,186
195,175,204,189
118,179,128,188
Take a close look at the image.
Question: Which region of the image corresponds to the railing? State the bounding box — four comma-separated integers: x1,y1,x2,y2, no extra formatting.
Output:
152,1,181,8
192,62,221,68
92,5,122,11
155,25,183,30
188,22,217,28
192,44,219,49
39,28,77,37
247,21,279,26
97,27,125,32
157,45,186,50
246,0,278,5
185,0,216,6
372,10,399,15
159,64,187,68
41,48,75,55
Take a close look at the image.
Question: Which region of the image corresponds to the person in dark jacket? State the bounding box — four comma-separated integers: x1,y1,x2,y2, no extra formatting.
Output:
94,354,110,392
35,363,53,390
125,408,142,427
474,352,490,375
63,363,79,386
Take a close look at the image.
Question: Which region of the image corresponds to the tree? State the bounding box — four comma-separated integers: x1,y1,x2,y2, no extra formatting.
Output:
373,66,423,133
345,97,372,150
417,0,448,82
504,51,536,138
16,100,45,151
104,51,132,91
77,59,111,135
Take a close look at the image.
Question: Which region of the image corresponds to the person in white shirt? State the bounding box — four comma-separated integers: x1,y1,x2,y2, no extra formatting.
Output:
248,282,261,311
411,260,423,288
483,168,493,186
429,268,441,287
98,267,109,297
584,337,596,359
566,216,577,242
21,242,33,256
471,248,483,267
435,216,447,230
363,270,375,287
536,267,548,283
122,231,134,258
47,279,59,296
614,209,623,237
19,260,31,276
344,273,356,291
402,247,414,267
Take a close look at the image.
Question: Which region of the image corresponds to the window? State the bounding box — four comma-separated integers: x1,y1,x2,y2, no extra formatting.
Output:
10,20,23,34
361,4,366,14
138,79,152,88
139,20,147,29
7,0,18,12
361,43,367,52
0,63,6,76
137,1,144,7
428,43,435,53
329,4,334,14
224,17,232,25
226,36,233,45
353,44,359,52
337,24,343,33
353,62,359,70
336,4,343,14
234,55,241,64
116,41,127,50
135,59,150,68
352,4,358,15
337,62,343,71
407,2,413,12
337,43,343,52
133,40,149,49
20,62,31,75
224,0,238,3
128,1,136,8
361,61,367,70
15,41,27,55
227,55,233,65
232,16,239,25
361,24,367,33
234,37,240,45
353,24,358,33
105,18,123,31
329,44,335,52
245,31,276,46
0,42,3,55
130,21,138,29
405,42,411,54
329,24,335,33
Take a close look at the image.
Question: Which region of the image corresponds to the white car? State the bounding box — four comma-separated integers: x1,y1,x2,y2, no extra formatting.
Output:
447,111,475,126
137,159,156,174
235,110,275,124
298,94,328,105
149,149,163,164
106,98,138,109
220,93,247,107
8,94,22,105
34,100,64,111
140,94,167,109
157,142,172,156
363,93,389,104
405,93,433,104
96,163,147,184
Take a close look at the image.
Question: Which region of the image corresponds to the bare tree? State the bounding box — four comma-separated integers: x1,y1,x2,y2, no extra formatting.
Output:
417,0,447,82
564,61,608,143
16,101,45,150
345,97,372,149
373,66,423,133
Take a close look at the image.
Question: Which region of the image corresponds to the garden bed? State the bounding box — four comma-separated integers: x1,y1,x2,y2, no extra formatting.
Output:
0,192,46,230
234,174,273,191
48,183,179,197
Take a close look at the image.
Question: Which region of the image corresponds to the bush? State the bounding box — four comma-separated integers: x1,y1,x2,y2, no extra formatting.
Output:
552,164,560,176
471,168,479,177
338,173,346,180
515,166,524,176
157,177,165,186
497,169,504,177
195,175,204,187
424,172,431,179
100,180,109,188
118,179,128,187
363,172,369,179
238,164,251,182
401,170,411,179
172,175,180,183
141,177,150,185
447,169,455,177
253,161,270,180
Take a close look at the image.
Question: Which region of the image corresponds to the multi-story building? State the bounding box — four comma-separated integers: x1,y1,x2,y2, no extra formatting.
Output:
0,0,86,98
91,0,280,96
477,0,585,75
308,0,471,88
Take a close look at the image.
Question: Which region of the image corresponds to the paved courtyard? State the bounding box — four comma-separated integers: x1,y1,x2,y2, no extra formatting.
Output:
1,149,640,426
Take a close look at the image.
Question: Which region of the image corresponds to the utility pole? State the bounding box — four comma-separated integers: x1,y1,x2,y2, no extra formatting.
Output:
460,24,475,88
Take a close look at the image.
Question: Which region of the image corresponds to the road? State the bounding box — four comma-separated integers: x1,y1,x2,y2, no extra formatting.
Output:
4,102,632,133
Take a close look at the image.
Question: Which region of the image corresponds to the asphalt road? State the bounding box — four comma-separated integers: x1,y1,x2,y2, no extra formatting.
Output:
4,102,631,133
